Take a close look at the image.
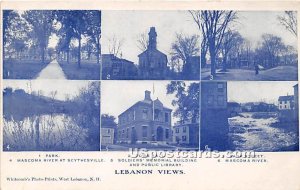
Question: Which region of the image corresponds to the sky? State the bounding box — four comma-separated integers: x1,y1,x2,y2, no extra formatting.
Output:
101,80,196,125
102,11,297,64
228,81,298,104
3,80,93,101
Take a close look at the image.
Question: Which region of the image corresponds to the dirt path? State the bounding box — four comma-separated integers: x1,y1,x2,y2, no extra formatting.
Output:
36,59,66,79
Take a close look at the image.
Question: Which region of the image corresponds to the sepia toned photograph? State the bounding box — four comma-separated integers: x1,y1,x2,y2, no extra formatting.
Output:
3,80,100,151
101,81,199,150
198,11,298,81
101,11,200,80
3,10,101,80
201,81,299,152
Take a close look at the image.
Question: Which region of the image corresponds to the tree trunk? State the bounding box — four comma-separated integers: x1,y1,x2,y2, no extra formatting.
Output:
201,51,207,68
209,41,216,77
35,117,40,150
42,47,45,64
222,53,227,72
67,50,70,64
78,36,81,68
96,39,100,64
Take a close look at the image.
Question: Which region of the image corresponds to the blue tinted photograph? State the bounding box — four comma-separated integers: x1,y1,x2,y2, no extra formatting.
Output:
3,10,101,80
3,80,100,151
101,81,199,151
194,11,298,81
201,81,299,151
101,11,200,80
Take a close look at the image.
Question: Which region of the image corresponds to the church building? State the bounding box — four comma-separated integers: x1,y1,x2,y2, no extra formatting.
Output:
138,27,168,79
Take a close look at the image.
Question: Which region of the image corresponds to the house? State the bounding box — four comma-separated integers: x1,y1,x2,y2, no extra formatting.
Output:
201,82,228,151
173,120,199,147
117,90,172,144
102,54,138,79
138,27,168,79
227,102,241,117
101,126,115,146
278,95,294,110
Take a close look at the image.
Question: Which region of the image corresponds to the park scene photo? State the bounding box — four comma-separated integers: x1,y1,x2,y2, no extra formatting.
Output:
3,10,101,80
197,11,298,81
3,80,100,151
101,81,199,151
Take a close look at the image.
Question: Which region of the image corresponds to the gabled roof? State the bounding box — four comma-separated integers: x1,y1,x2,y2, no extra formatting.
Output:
138,48,167,58
278,95,294,101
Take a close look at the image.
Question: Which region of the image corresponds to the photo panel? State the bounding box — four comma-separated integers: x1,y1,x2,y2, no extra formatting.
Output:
199,11,298,81
3,10,101,80
101,80,200,151
200,81,299,152
3,80,101,151
101,10,200,80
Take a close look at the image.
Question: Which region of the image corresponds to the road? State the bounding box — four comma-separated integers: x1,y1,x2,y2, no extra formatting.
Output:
201,66,298,81
36,59,66,79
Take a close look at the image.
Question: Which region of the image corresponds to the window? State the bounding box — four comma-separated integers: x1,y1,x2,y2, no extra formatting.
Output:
165,129,169,139
165,113,169,122
175,128,179,133
154,109,160,120
182,136,187,141
217,96,224,106
107,129,110,134
142,109,148,119
142,126,147,137
183,126,186,133
133,110,136,120
208,96,214,106
126,128,129,138
217,83,224,92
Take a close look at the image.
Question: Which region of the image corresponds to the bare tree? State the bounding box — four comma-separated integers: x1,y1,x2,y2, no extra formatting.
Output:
136,31,149,51
220,31,244,71
170,33,200,67
189,10,237,77
278,11,297,37
108,35,124,57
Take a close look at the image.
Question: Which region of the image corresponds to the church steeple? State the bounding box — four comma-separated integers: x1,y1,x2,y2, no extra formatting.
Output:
148,27,157,50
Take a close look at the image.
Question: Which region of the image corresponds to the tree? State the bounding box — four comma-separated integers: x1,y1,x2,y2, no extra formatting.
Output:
136,31,149,51
278,11,297,37
101,114,117,127
167,81,199,123
86,11,101,64
189,11,237,77
170,33,200,71
256,34,285,68
3,11,29,60
23,10,54,64
108,35,124,57
220,31,243,71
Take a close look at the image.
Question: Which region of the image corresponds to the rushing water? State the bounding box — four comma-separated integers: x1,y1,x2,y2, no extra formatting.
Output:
3,114,91,151
228,112,298,151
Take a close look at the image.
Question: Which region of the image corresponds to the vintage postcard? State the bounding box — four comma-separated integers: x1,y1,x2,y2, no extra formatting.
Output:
1,1,300,190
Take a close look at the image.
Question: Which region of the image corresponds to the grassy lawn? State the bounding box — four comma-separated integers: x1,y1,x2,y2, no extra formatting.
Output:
3,59,49,79
58,60,100,80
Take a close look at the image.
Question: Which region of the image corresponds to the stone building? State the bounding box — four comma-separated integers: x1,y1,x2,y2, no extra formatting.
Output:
173,120,199,147
117,90,172,144
201,81,228,150
138,27,168,79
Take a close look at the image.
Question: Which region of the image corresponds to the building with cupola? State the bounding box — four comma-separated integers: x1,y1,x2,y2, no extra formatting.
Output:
138,27,168,79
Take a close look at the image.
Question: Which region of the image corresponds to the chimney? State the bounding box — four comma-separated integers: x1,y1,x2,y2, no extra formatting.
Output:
144,90,152,101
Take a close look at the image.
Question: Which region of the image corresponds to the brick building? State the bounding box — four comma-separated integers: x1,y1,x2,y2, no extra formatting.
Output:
117,90,172,144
